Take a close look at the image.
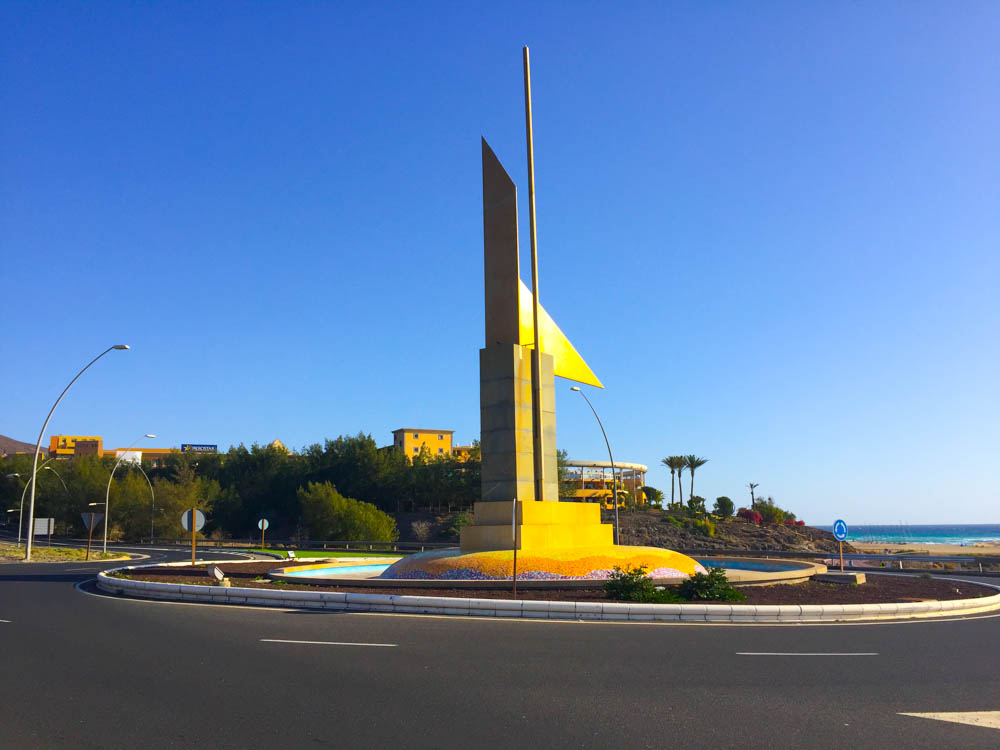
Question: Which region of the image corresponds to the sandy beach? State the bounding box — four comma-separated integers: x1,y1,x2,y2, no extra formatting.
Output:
852,541,1000,557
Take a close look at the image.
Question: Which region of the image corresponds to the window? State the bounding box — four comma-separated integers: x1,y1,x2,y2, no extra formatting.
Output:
438,434,443,439
413,447,419,454
438,448,443,454
413,433,419,438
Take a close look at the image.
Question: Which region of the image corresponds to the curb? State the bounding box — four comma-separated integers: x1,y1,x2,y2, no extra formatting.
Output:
95,561,1000,623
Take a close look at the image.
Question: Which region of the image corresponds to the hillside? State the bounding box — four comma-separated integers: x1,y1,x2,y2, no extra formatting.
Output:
612,509,851,553
393,508,851,554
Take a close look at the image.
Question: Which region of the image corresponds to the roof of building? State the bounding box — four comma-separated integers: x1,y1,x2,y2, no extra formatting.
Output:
392,428,455,434
563,460,648,472
0,434,47,457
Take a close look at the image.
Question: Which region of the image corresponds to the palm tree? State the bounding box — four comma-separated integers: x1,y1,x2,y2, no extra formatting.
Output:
684,455,709,500
666,456,687,508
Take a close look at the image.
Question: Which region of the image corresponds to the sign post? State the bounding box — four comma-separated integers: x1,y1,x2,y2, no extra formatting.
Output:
832,519,849,572
81,512,103,561
511,499,518,599
180,509,206,566
258,518,269,550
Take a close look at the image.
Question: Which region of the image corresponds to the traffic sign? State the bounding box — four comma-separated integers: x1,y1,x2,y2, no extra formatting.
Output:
258,518,269,531
81,513,103,531
832,519,848,541
181,509,206,532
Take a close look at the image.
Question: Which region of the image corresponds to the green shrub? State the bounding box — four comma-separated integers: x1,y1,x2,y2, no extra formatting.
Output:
677,567,745,602
445,512,472,539
687,495,707,514
713,496,735,518
298,481,398,542
665,515,684,528
603,565,679,603
684,516,716,537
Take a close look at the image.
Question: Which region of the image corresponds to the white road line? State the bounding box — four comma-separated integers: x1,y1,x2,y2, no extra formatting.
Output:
0,619,10,623
260,639,397,648
736,652,878,656
900,711,1000,730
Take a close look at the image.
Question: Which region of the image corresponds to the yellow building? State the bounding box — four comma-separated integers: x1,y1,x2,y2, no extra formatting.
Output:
391,428,454,459
49,435,103,457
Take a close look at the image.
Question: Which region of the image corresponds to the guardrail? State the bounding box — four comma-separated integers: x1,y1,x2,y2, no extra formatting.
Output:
139,538,452,553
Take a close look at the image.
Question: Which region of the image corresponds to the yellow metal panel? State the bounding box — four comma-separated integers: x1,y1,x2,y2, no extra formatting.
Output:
518,280,603,388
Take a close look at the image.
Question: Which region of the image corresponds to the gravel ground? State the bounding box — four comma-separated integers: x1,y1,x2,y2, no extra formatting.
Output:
114,563,996,604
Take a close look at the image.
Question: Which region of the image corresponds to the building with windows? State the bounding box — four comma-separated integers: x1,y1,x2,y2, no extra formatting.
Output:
561,460,649,508
46,435,216,467
391,428,455,458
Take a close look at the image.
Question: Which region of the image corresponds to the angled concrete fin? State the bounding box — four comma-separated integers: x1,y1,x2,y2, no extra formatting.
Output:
518,280,603,388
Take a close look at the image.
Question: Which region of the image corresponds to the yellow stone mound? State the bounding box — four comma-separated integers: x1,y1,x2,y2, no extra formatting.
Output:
380,544,706,581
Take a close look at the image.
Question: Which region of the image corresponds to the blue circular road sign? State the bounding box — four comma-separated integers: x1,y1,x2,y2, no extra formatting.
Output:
832,519,848,541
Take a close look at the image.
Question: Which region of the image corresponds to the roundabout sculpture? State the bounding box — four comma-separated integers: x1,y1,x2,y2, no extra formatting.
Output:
380,48,704,582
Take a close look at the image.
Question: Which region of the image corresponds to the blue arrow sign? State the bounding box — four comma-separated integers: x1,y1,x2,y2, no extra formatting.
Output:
832,519,848,541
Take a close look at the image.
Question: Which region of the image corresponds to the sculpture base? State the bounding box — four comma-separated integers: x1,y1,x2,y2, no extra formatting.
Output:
460,500,614,553
380,544,706,581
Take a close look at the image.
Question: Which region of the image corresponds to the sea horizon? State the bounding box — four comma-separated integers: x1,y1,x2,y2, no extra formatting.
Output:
815,523,1000,545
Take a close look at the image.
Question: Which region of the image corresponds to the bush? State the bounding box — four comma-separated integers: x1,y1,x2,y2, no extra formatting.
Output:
687,495,707,514
713,496,734,518
410,520,432,541
677,567,746,602
665,515,684,528
603,565,679,603
684,516,715,537
756,497,797,524
298,482,398,542
737,507,763,524
444,512,472,539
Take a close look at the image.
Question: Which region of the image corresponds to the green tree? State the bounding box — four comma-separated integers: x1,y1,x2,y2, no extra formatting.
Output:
556,449,571,499
713,496,735,518
684,455,709,500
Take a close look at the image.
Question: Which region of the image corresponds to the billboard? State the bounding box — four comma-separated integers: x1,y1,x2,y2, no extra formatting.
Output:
115,450,142,465
181,444,218,454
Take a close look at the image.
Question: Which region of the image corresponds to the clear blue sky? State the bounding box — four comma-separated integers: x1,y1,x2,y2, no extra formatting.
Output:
2,3,997,524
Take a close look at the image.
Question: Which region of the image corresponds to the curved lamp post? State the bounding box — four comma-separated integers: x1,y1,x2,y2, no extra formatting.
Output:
103,433,155,553
132,463,156,542
25,345,129,561
570,386,620,545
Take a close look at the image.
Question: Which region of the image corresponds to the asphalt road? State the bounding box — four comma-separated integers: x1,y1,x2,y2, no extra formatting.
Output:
1,546,998,749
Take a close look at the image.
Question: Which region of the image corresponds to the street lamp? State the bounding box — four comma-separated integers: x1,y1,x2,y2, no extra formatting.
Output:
103,433,155,553
570,386,620,545
25,344,129,561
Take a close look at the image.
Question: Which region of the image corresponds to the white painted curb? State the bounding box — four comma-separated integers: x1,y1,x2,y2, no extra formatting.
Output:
96,561,1000,623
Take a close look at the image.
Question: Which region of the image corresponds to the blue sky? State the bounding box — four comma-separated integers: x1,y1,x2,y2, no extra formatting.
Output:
2,3,997,523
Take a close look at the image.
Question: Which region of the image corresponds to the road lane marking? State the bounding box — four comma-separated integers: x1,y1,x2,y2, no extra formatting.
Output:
736,652,878,656
260,639,397,647
0,619,10,623
900,711,1000,730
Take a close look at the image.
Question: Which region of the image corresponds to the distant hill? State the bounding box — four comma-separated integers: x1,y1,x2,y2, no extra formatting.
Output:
0,435,47,458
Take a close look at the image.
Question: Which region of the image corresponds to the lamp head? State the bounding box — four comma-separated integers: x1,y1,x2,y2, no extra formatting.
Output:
113,344,130,350
570,386,581,392
144,434,156,439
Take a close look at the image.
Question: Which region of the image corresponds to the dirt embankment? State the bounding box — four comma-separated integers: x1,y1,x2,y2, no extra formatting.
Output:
611,510,854,554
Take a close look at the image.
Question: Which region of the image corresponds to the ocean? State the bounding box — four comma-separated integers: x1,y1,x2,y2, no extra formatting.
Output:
816,524,1000,546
